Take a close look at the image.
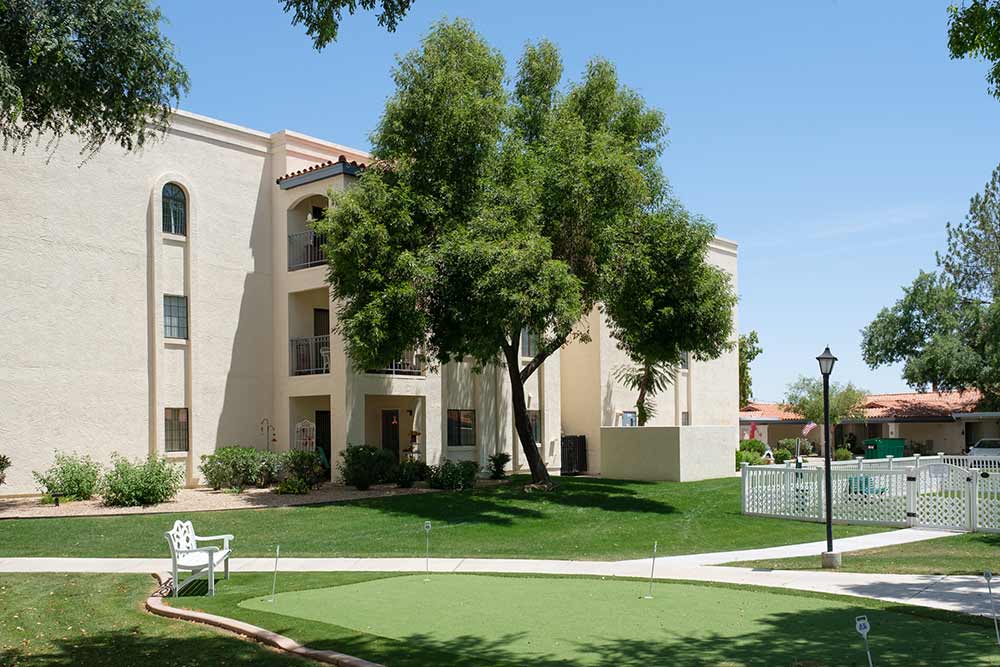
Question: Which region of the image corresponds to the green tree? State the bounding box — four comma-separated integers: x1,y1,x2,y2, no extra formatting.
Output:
862,166,1000,407
782,376,868,434
315,20,736,486
739,330,762,407
0,0,189,154
281,0,415,49
613,361,677,426
948,0,1000,100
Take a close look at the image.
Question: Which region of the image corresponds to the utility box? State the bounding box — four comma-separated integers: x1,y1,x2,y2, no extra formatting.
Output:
560,435,587,475
863,438,905,459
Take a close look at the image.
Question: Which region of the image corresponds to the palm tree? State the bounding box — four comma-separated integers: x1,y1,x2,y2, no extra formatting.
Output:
614,360,678,426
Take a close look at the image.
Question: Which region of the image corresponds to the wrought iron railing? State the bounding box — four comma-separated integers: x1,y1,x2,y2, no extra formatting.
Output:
367,349,425,376
290,335,330,375
288,229,327,271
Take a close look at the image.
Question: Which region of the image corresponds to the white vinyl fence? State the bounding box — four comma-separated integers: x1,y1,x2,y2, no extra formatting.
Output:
742,455,1000,533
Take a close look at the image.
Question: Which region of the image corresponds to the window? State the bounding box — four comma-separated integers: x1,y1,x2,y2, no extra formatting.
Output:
520,328,538,358
310,205,326,222
621,411,638,427
682,411,690,426
165,408,189,452
447,409,476,447
527,409,542,443
162,183,187,236
164,295,188,339
679,351,691,370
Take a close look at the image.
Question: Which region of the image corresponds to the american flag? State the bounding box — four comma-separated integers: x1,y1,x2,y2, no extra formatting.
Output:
802,422,817,436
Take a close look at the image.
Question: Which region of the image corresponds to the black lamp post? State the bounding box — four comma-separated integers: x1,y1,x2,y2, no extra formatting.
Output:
816,346,838,563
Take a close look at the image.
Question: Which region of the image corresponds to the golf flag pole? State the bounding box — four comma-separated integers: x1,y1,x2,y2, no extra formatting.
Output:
986,570,999,646
424,521,432,580
644,541,658,599
855,615,873,667
268,544,280,603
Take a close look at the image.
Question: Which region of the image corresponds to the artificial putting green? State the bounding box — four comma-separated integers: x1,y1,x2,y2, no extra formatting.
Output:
236,573,1000,666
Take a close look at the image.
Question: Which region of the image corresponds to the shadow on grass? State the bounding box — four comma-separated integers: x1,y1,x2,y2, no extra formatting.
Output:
349,476,678,527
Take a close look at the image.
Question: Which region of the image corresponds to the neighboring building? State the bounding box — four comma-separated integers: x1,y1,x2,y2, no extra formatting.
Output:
0,110,737,495
740,390,999,455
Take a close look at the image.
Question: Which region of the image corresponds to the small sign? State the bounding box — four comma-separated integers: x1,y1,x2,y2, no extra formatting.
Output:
986,570,993,582
424,521,432,533
855,615,870,638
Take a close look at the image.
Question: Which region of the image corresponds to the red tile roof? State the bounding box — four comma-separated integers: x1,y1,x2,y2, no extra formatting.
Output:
740,390,983,423
276,154,368,184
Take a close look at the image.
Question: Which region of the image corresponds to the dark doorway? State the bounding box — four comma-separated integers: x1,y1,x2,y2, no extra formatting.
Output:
313,308,330,337
381,409,400,460
315,410,331,472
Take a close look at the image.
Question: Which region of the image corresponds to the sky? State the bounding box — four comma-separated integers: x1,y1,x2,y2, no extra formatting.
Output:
158,0,1000,402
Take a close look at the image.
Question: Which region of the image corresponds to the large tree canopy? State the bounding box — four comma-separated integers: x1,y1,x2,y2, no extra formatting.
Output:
862,165,1000,408
0,0,189,154
282,0,415,49
316,20,736,485
782,376,868,434
948,0,1000,100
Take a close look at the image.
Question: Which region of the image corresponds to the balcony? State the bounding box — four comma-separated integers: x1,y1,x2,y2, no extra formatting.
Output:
290,335,330,376
367,350,425,376
288,230,327,271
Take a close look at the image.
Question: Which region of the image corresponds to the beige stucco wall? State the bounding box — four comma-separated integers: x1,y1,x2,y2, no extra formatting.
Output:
0,111,275,494
561,237,739,475
600,426,738,481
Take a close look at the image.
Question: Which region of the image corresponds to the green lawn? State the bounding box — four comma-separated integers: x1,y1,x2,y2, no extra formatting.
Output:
0,477,888,560
168,571,1000,666
0,573,301,666
724,531,1000,575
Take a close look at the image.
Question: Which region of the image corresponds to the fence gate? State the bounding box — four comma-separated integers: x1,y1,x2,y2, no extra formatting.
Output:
977,470,1000,533
914,463,972,531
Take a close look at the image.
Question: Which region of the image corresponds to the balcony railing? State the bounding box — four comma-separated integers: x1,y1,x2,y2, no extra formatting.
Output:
290,335,330,376
367,349,425,376
288,230,327,271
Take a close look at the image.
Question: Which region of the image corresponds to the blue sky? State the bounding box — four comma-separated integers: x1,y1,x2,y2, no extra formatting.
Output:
159,0,1000,401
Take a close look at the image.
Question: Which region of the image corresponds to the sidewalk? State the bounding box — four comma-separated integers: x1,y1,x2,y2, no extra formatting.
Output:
1,528,991,618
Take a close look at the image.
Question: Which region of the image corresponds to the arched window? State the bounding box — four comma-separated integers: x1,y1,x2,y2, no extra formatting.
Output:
162,183,187,235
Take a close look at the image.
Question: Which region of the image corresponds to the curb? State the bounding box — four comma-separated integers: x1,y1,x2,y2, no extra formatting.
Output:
145,573,383,667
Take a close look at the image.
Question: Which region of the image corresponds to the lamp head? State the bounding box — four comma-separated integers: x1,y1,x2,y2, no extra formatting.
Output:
816,346,837,377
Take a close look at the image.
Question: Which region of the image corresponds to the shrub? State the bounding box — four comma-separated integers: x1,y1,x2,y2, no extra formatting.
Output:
777,438,800,453
739,439,767,455
487,452,511,480
427,459,479,491
773,447,793,464
275,477,310,495
394,460,424,488
337,445,393,490
736,449,763,470
0,454,10,487
283,449,328,489
199,447,261,491
101,455,184,507
33,452,102,500
257,450,284,487
834,448,853,461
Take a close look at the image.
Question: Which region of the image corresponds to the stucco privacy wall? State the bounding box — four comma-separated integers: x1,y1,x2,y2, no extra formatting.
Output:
0,112,281,494
600,426,739,481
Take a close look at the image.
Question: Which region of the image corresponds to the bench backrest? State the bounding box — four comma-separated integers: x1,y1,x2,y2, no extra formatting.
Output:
165,520,196,556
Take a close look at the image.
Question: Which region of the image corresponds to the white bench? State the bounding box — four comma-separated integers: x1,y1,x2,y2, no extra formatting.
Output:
164,520,233,596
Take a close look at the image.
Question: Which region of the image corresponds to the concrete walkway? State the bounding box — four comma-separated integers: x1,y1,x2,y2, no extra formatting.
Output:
1,528,992,618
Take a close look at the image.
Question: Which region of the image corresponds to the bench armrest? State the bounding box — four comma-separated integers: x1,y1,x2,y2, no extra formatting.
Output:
195,534,233,549
173,546,219,555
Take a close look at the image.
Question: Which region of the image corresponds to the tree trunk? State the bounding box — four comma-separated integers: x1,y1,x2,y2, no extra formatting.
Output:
502,342,553,487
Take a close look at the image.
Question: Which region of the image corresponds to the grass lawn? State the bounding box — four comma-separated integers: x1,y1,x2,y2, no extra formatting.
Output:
168,571,1000,666
723,531,1000,575
0,573,301,666
0,477,888,560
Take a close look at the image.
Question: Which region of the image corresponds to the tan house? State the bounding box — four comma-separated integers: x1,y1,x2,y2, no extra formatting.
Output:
0,110,738,495
740,390,999,455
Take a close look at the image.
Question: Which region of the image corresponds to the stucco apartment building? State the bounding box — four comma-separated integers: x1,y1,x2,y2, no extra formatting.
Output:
740,390,999,455
0,111,739,495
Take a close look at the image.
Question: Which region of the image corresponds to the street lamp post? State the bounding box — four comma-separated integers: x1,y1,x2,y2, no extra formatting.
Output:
817,346,840,569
